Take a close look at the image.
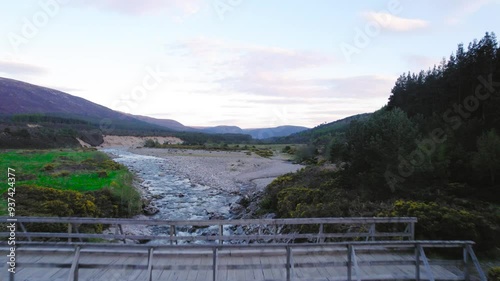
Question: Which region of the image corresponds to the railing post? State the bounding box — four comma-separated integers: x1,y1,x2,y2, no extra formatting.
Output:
258,224,262,243
286,246,292,281
169,225,174,245
418,245,435,281
219,224,224,245
68,223,72,243
415,243,420,281
213,247,218,281
410,221,415,240
350,245,361,281
147,247,154,281
366,223,375,241
463,245,470,281
317,224,324,243
273,224,277,243
465,244,487,281
118,224,125,244
18,222,31,242
67,246,81,281
347,244,352,281
73,224,83,243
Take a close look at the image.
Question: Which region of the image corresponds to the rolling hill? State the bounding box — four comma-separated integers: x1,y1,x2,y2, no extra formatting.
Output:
0,77,132,120
0,77,308,147
272,113,371,144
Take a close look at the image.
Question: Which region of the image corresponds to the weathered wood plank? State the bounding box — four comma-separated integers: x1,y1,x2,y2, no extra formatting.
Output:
0,246,478,281
0,237,487,281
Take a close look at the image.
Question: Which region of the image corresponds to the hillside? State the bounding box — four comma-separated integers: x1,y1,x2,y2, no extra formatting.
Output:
271,113,371,144
0,77,254,148
0,77,306,143
0,77,174,133
129,114,192,132
245,126,309,139
0,77,132,120
258,32,500,255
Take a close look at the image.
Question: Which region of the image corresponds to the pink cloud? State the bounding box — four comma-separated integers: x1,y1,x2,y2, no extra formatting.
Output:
165,37,393,101
443,0,494,25
362,12,429,32
74,0,202,16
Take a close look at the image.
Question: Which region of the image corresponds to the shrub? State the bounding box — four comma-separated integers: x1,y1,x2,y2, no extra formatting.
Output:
489,267,500,281
97,170,108,178
53,170,70,177
255,149,273,158
11,185,99,217
144,139,158,147
43,163,55,171
294,145,316,163
381,200,499,252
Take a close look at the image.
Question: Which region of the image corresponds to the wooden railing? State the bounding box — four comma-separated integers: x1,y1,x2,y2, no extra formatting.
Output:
0,216,417,244
0,240,487,281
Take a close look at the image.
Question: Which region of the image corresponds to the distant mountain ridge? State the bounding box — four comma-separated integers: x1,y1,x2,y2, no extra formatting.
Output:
199,125,309,139
0,77,308,139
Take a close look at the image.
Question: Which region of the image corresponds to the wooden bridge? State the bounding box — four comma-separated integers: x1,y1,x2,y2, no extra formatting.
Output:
0,216,487,281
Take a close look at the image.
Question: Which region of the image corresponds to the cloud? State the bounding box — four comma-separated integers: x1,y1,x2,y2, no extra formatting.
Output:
362,12,429,32
73,0,202,16
165,38,395,101
443,0,494,25
160,38,392,127
404,55,439,70
327,75,395,98
166,37,337,96
169,37,334,72
0,60,46,76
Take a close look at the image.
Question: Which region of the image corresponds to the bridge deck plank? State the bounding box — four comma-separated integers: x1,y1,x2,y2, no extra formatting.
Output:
0,245,471,281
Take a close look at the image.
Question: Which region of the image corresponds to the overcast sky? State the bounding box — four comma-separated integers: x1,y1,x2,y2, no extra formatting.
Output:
1,0,499,128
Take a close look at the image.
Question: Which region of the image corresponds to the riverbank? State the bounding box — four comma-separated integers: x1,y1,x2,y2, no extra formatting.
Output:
124,147,303,218
128,147,303,194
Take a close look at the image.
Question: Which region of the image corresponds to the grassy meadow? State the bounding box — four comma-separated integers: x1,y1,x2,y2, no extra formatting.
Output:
0,149,141,217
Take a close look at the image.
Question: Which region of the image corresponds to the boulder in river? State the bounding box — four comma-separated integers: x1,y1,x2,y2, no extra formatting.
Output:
230,203,245,214
143,204,159,216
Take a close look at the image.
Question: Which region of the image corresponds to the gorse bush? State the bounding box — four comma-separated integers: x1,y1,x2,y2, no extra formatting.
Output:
379,200,499,252
259,166,500,254
489,267,500,281
11,185,99,217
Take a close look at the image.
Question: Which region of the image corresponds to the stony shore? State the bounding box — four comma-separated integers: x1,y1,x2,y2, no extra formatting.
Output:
127,147,303,195
101,147,304,240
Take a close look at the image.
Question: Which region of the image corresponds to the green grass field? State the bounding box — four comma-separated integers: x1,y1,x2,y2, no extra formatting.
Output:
0,149,139,216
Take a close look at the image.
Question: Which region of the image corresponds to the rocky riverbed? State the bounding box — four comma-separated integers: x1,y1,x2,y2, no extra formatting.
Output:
101,148,303,240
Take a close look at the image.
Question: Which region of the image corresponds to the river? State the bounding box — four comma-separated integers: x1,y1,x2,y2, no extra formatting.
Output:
102,148,241,242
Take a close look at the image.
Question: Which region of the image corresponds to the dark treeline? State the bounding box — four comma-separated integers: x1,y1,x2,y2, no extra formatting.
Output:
10,114,92,125
384,32,500,191
260,32,500,255
0,113,253,148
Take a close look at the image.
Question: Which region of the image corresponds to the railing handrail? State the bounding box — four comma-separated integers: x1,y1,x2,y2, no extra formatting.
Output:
0,216,417,225
0,240,476,249
0,216,417,244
